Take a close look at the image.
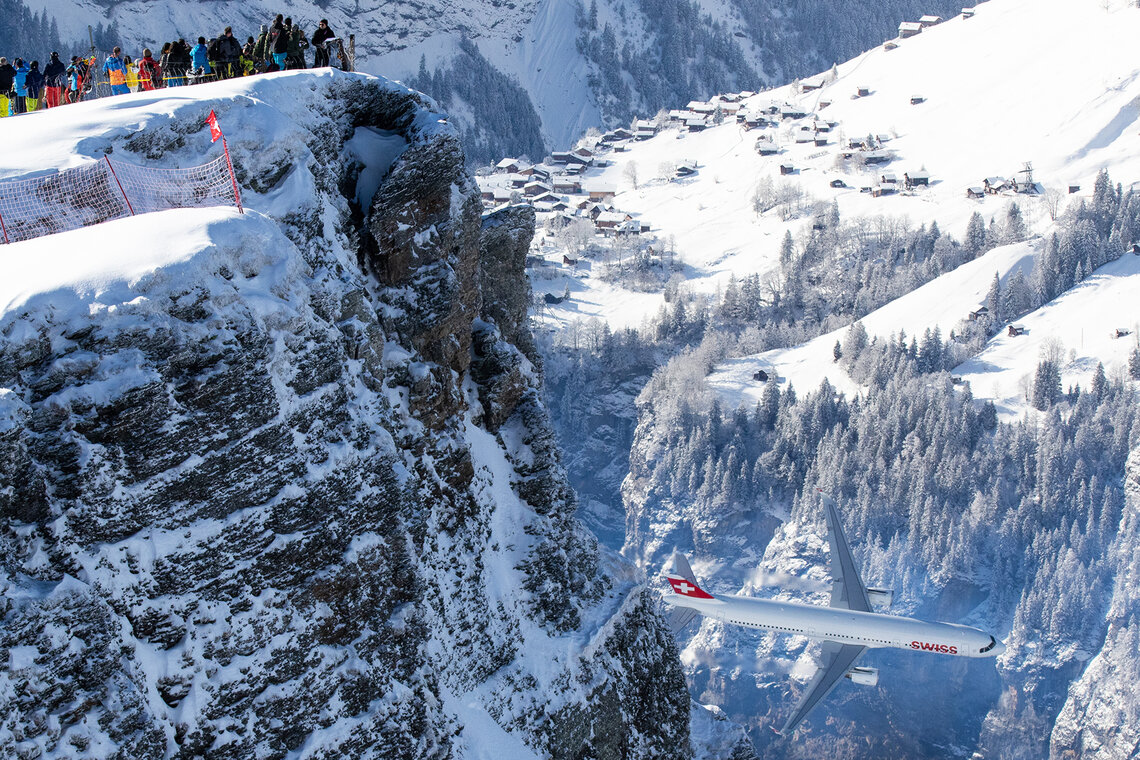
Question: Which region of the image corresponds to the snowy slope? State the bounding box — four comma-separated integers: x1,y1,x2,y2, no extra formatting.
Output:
525,0,1140,414
955,252,1140,413
707,239,1038,403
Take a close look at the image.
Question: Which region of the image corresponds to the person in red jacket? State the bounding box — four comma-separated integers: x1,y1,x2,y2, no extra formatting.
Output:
137,48,162,90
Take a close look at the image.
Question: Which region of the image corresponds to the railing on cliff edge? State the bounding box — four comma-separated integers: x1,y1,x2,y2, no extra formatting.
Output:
0,148,243,245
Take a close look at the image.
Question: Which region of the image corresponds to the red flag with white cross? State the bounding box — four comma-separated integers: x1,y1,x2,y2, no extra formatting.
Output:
206,110,223,143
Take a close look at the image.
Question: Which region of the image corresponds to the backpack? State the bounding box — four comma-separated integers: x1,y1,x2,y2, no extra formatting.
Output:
207,37,223,60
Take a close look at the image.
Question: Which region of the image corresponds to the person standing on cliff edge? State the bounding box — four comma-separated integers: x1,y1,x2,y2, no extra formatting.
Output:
312,19,336,68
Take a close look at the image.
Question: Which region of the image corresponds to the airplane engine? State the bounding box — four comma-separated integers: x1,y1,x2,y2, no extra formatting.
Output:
867,587,894,609
845,667,879,687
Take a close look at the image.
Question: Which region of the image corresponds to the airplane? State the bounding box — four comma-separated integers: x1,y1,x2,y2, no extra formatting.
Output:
662,494,1005,734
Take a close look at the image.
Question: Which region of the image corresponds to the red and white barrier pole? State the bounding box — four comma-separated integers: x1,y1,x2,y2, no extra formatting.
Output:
0,210,9,244
104,155,135,216
222,137,243,214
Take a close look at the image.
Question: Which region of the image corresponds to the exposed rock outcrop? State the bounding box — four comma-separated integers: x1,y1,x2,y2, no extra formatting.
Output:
0,71,688,760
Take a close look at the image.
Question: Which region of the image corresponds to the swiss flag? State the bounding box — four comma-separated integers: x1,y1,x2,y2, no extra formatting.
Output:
206,110,223,143
667,576,714,599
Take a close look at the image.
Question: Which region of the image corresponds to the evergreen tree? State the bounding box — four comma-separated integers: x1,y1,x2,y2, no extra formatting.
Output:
964,212,987,259
1032,359,1062,410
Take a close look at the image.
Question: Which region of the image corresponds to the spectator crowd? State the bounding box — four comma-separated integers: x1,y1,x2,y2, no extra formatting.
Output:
1,16,340,116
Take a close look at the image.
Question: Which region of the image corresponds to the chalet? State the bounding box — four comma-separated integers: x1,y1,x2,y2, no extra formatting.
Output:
904,169,930,188
543,293,564,305
856,86,872,97
634,120,657,139
685,116,708,132
962,7,976,18
587,186,616,201
781,104,809,119
819,99,833,109
967,186,985,199
848,137,870,150
564,162,587,175
779,162,796,175
814,136,829,147
533,201,556,214
616,219,644,236
686,100,716,114
969,306,990,321
872,184,896,197
884,40,899,51
860,186,873,193
1008,324,1027,337
508,174,529,188
1114,328,1132,338
495,158,523,173
984,176,1009,194
801,79,823,92
910,95,925,105
755,140,780,156
720,101,741,116
550,199,571,212
523,181,551,197
795,131,816,143
563,255,578,267
530,191,559,204
881,172,898,185
741,113,767,129
493,189,514,204
586,203,608,219
552,177,582,194
668,109,689,122
595,211,633,231
752,369,769,382
550,151,572,164
572,146,595,160
720,93,743,103
862,150,892,164
602,127,633,142
675,161,698,178
877,133,892,143
830,179,847,188
919,15,942,26
898,21,923,37
1069,185,1081,194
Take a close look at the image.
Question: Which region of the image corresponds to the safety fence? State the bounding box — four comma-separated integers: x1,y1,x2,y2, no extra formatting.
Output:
0,151,242,244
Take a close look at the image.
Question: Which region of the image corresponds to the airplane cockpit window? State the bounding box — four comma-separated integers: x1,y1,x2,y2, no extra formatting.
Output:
980,635,996,653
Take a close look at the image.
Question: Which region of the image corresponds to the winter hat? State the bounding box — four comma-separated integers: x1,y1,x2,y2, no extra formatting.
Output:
30,61,39,70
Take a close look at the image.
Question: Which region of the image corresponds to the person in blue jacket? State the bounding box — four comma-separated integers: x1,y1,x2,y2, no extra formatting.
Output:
13,58,28,113
103,47,129,95
190,36,211,81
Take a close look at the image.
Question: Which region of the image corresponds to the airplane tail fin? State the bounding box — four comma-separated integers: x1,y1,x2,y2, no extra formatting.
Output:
666,552,715,600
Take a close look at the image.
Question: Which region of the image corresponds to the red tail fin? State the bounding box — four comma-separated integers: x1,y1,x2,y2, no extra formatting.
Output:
666,574,715,600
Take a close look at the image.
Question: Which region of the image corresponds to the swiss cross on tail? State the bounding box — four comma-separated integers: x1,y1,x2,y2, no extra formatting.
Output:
666,574,715,599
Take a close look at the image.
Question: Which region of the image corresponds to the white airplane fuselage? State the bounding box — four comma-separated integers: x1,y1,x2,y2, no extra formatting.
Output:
665,592,1004,658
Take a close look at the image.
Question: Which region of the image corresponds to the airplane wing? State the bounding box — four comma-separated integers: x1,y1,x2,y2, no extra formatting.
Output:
780,640,866,734
822,495,873,613
666,605,700,633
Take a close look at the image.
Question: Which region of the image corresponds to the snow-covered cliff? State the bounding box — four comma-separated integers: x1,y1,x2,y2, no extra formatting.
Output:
0,71,689,758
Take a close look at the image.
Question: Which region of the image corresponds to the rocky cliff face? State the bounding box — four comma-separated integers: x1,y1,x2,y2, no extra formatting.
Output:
1047,448,1140,760
0,71,688,759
